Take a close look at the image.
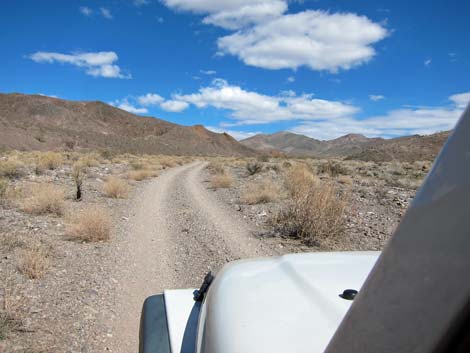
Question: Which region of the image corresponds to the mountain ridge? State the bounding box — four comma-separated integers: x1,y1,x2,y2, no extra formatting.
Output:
0,93,256,156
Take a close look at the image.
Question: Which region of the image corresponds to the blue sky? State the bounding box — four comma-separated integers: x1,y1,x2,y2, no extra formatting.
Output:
1,0,469,140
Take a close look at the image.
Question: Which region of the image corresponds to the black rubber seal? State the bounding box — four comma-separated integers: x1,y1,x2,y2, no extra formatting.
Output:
139,294,171,353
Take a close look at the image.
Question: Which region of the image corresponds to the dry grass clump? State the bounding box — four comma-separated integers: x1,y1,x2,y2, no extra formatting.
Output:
210,172,233,189
207,161,225,174
337,175,353,185
16,244,50,279
79,154,100,168
38,152,63,170
103,177,129,198
0,283,23,340
160,157,177,169
128,169,157,181
67,206,112,242
0,159,23,179
22,184,65,216
241,180,280,204
273,165,347,245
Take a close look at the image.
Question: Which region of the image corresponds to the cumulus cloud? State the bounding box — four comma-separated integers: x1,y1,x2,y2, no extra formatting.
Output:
160,100,189,112
217,11,387,72
28,51,131,79
175,78,358,124
292,93,469,140
138,93,164,106
369,94,385,101
100,7,113,19
111,99,149,114
162,1,387,72
449,92,470,108
206,126,259,140
79,6,93,16
162,0,286,29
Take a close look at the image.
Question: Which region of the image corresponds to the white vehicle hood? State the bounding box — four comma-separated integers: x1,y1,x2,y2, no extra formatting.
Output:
196,252,379,353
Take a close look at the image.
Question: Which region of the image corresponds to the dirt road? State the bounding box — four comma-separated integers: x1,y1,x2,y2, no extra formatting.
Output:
107,161,281,352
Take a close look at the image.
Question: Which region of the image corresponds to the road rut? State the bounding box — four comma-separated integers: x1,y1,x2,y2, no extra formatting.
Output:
108,161,280,352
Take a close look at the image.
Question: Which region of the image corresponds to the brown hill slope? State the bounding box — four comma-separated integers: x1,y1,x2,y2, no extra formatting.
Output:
241,130,450,161
0,93,255,156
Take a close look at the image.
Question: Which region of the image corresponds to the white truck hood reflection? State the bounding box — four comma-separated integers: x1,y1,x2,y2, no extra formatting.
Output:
196,252,379,353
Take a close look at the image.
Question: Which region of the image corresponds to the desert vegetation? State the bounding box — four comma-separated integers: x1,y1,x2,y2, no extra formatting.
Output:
204,155,429,249
0,150,192,350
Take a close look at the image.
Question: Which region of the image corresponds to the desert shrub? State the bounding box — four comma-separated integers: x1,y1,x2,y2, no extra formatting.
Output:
103,177,129,198
16,244,50,279
207,161,225,174
317,160,348,177
257,155,270,162
241,180,280,204
72,162,86,200
273,166,347,245
130,160,147,170
128,169,157,181
337,175,353,185
22,184,65,216
79,154,100,168
0,178,7,199
67,206,112,242
160,158,177,169
210,173,233,188
0,160,23,179
246,161,262,176
38,152,63,170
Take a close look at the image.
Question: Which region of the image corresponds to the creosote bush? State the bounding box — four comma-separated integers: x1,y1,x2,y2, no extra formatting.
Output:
246,161,262,176
103,177,129,198
67,206,112,242
72,162,86,200
22,184,65,216
273,165,347,245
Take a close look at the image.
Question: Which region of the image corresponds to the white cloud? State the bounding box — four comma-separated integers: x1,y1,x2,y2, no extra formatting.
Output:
218,11,387,72
134,0,150,6
138,93,164,106
206,126,259,140
449,92,470,108
162,1,387,72
287,76,295,83
200,69,216,75
369,94,384,101
292,93,469,140
79,6,93,16
160,100,189,112
175,78,358,124
100,7,113,19
28,51,131,79
111,99,149,114
424,58,432,67
162,0,286,29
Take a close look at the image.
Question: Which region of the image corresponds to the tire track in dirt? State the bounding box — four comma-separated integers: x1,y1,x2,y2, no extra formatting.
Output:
108,161,278,352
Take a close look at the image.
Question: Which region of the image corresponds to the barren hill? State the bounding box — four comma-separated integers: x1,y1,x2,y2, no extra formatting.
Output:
0,93,255,156
241,130,450,161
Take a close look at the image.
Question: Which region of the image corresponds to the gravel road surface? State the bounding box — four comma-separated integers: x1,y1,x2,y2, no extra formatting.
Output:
108,161,282,352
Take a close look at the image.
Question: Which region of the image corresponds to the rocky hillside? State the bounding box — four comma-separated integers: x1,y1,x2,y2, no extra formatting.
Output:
0,93,256,156
241,130,450,161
